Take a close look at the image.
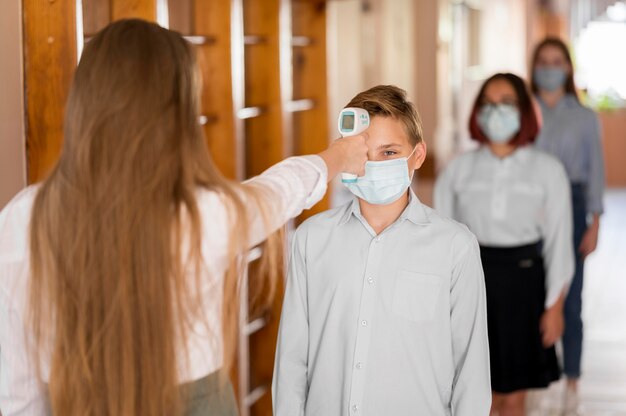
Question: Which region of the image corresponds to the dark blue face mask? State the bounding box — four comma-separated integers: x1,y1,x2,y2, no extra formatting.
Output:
534,67,567,92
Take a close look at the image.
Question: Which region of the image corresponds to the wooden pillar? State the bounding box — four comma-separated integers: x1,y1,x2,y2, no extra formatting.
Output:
193,1,238,179
243,0,284,178
111,0,156,21
291,0,329,221
23,0,78,183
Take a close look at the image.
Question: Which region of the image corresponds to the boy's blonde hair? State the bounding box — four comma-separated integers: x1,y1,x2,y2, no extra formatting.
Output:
345,85,423,145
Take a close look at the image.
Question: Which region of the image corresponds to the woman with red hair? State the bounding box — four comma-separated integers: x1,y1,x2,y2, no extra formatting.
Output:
435,73,575,416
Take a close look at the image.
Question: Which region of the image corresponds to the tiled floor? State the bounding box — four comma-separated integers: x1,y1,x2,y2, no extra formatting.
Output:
527,189,626,415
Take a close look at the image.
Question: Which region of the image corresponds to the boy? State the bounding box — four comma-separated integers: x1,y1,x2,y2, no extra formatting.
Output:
272,85,490,415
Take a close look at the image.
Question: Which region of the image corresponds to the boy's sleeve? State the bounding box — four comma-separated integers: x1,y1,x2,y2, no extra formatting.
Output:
449,231,491,415
272,226,310,416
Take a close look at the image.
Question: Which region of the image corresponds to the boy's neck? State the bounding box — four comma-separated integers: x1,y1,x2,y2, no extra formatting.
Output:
359,191,410,235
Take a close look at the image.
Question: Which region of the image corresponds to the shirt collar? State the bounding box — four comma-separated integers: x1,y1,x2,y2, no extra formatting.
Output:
562,94,580,108
537,93,579,111
479,144,532,164
338,189,431,226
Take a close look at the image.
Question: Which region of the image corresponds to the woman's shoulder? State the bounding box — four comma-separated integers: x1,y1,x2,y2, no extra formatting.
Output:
1,185,39,213
435,148,486,190
525,146,569,179
0,185,40,262
565,94,598,119
443,147,484,170
526,145,561,163
194,187,234,230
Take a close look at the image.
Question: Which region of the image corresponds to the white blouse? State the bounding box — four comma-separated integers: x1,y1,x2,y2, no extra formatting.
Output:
0,155,327,416
434,146,575,308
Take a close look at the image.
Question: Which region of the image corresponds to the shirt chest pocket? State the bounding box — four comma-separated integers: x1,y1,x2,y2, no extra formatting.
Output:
392,270,443,323
510,182,542,196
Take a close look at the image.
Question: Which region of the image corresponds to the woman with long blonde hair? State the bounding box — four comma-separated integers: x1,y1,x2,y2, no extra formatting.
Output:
0,19,367,416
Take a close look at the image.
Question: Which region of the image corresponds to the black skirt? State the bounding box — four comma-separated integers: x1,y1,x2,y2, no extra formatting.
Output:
480,242,560,393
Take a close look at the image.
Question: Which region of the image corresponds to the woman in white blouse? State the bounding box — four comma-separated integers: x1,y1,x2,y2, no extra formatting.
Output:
0,19,367,416
434,73,575,416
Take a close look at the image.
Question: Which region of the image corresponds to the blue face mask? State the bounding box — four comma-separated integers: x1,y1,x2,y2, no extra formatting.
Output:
477,104,520,143
344,147,416,205
534,67,567,91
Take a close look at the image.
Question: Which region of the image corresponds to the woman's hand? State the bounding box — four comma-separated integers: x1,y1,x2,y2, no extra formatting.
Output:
579,214,600,258
318,134,369,181
540,297,565,348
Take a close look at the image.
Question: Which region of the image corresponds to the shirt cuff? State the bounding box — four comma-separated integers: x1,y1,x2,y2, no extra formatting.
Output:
587,199,604,215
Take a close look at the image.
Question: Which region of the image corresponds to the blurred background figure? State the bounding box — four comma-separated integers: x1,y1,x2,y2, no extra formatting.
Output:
1,1,625,415
434,72,574,416
531,37,606,415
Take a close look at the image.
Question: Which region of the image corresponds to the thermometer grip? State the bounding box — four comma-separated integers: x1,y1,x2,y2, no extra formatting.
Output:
337,108,369,184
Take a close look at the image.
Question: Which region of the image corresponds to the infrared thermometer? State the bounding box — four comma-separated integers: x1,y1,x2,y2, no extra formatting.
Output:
337,107,370,183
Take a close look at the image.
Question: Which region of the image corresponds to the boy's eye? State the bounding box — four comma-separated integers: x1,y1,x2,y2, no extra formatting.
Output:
383,150,397,157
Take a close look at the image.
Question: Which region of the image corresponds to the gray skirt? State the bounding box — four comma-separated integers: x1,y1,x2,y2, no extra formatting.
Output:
41,371,238,415
181,371,239,416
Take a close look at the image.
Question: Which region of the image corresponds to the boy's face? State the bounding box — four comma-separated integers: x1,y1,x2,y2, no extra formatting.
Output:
365,116,427,175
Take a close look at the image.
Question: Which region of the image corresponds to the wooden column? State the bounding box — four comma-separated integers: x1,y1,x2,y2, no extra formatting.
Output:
23,0,78,183
237,3,287,415
82,0,110,35
194,1,239,179
111,0,156,21
291,0,329,222
243,0,285,178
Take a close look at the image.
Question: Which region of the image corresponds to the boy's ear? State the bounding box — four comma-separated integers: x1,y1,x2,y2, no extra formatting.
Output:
411,141,427,170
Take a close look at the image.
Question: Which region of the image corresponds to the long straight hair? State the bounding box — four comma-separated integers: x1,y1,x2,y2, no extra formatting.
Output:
28,19,282,415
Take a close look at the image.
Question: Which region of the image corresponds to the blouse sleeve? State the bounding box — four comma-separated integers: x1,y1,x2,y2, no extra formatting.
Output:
0,188,49,416
584,112,605,215
541,157,575,307
242,155,328,248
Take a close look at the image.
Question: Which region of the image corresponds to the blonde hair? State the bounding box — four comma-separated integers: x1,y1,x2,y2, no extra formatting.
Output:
345,85,423,145
28,19,282,415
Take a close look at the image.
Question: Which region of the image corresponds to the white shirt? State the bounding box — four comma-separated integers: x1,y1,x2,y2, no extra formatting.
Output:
0,155,327,416
433,146,575,307
272,191,491,416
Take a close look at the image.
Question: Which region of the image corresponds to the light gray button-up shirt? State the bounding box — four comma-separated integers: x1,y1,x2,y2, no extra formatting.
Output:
272,191,491,416
535,94,605,214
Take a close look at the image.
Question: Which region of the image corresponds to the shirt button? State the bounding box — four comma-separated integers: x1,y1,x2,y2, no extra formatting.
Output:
361,320,367,326
375,236,381,243
352,405,359,412
367,277,374,284
356,362,363,369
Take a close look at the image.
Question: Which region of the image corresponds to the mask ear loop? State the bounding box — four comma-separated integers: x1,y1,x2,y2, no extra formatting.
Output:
407,145,419,182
